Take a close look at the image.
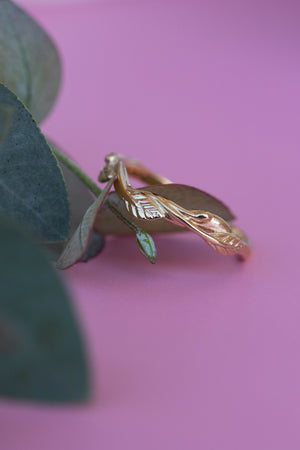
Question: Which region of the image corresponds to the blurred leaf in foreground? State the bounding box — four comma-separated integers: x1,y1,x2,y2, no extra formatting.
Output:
0,0,61,122
0,84,70,242
0,218,89,402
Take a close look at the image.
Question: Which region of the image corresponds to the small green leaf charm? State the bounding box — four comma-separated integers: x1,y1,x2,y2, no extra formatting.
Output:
0,218,89,402
135,229,157,264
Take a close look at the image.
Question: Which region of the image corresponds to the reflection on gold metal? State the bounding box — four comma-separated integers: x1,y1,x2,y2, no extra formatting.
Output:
99,153,250,260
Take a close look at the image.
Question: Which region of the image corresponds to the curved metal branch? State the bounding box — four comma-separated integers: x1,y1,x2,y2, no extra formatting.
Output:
98,153,250,259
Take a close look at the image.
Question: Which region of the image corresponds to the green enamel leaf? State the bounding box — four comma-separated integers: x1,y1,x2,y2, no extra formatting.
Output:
0,0,61,122
135,229,156,264
0,218,89,402
0,84,70,242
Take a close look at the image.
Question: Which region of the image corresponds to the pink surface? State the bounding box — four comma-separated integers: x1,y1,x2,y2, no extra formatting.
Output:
2,1,300,448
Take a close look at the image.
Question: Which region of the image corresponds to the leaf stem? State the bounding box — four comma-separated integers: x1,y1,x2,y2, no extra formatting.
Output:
107,199,139,232
107,199,157,263
51,146,101,197
52,145,156,262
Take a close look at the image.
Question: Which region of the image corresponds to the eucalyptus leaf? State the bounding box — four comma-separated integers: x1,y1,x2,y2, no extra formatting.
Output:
0,84,70,242
80,231,105,262
0,218,89,402
0,103,14,146
57,177,115,270
95,184,235,235
45,143,105,261
0,0,61,122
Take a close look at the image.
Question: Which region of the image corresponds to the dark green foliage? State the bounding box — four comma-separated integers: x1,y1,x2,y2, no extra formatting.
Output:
0,218,89,402
0,0,61,122
0,84,70,242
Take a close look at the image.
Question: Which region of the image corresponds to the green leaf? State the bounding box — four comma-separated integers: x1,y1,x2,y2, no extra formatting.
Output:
0,218,89,402
95,184,235,235
79,231,105,262
0,84,70,242
56,177,115,270
0,0,61,122
44,142,105,261
0,103,14,146
135,229,156,263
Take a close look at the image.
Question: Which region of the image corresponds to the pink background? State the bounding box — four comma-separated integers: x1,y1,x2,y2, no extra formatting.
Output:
2,1,300,448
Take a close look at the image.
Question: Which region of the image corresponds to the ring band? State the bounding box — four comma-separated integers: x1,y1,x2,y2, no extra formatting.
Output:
98,153,250,260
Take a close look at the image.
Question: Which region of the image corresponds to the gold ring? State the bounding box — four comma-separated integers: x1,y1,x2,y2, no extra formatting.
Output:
98,153,250,260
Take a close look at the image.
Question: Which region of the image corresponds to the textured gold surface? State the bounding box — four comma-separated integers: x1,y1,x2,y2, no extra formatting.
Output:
98,153,250,259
